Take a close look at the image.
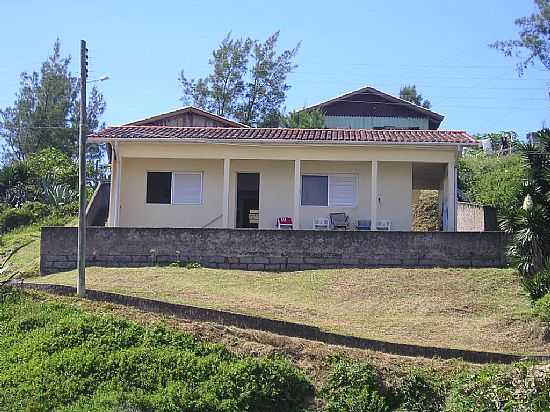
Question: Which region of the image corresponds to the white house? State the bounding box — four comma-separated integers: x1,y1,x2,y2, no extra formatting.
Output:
89,106,478,231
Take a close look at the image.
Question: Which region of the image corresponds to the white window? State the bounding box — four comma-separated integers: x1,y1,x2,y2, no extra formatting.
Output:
301,174,358,207
172,172,203,204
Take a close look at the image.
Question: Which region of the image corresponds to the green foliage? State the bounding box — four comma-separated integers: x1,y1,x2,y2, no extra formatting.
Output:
0,208,34,233
0,38,106,161
458,153,526,215
490,0,550,74
445,363,550,412
321,360,390,412
499,129,550,277
180,31,300,126
397,369,447,412
521,262,550,302
399,84,432,109
0,292,313,411
534,292,550,322
281,108,325,128
412,190,440,231
26,147,78,187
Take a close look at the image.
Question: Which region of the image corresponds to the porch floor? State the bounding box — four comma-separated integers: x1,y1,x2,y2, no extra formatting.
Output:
36,266,548,355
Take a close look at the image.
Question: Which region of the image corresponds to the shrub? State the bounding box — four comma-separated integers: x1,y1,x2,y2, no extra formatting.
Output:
0,208,34,233
321,359,390,412
534,293,550,323
458,153,526,216
26,147,78,188
0,293,313,411
445,363,550,412
397,369,447,412
521,264,550,302
20,201,52,220
412,190,440,231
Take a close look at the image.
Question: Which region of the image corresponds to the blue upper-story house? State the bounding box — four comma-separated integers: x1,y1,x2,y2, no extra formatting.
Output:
304,86,444,130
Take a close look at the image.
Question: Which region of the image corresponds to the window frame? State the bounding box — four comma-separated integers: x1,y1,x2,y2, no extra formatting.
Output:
145,170,203,205
300,173,358,208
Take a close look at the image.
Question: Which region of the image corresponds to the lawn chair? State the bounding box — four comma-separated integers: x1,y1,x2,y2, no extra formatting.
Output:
277,217,293,229
313,217,330,230
356,219,371,231
330,213,350,230
376,220,391,231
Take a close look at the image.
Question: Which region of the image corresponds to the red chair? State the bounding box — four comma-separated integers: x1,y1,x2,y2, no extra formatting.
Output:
277,217,293,229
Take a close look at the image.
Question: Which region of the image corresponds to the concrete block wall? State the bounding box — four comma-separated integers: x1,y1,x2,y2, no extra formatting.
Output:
40,227,508,275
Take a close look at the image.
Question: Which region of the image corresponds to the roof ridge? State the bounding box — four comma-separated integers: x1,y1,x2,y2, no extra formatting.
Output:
107,125,468,133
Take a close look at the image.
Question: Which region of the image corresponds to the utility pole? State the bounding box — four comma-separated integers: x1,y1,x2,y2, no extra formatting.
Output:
77,40,88,298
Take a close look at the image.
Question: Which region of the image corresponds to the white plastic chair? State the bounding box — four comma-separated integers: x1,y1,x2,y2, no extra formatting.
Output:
313,217,329,230
376,220,392,231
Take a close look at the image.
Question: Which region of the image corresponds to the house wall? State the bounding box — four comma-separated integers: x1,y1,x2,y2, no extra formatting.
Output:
325,116,428,130
119,158,224,228
113,142,455,230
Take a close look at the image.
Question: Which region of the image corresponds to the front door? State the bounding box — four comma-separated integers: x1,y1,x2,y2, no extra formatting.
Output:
236,173,260,228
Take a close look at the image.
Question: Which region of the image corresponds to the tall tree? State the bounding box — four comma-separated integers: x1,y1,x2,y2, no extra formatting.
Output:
0,39,106,162
180,31,299,126
399,85,432,109
281,108,325,128
491,0,550,74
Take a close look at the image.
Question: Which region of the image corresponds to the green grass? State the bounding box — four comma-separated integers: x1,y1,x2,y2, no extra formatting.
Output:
0,289,313,411
1,289,548,412
0,216,77,279
38,265,550,355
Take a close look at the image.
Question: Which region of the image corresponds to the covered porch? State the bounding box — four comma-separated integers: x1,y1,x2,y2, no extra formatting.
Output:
107,142,457,231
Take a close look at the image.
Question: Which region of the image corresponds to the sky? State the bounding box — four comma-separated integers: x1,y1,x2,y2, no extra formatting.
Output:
1,0,549,139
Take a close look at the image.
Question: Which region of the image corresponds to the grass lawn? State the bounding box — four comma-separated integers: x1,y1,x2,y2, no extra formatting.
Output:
37,265,550,355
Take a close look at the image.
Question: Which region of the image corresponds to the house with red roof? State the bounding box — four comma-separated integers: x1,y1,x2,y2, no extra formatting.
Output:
89,88,478,232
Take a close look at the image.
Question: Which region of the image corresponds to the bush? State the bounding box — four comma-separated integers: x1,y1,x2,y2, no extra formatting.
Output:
458,154,526,215
321,360,390,412
445,363,550,412
534,293,550,323
0,293,314,411
0,207,34,233
412,190,440,231
397,369,447,412
20,201,52,220
521,265,550,302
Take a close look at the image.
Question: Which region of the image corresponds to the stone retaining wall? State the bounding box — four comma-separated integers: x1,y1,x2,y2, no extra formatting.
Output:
40,227,508,274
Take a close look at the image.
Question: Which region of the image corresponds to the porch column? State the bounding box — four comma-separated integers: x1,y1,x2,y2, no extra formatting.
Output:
222,158,231,228
114,151,122,227
370,160,378,230
447,162,456,232
107,144,117,226
293,159,301,229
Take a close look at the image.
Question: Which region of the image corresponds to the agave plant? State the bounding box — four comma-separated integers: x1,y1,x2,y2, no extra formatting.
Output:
41,177,77,206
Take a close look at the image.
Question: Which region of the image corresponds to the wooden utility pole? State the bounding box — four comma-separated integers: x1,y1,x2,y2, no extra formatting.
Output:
77,40,87,297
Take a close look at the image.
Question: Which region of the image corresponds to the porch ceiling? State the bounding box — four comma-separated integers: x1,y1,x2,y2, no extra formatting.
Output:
412,163,446,190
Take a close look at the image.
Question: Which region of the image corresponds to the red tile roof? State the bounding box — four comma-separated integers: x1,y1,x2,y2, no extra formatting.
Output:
89,126,478,145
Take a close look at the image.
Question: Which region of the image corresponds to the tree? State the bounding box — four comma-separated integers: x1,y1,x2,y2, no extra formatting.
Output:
0,39,106,162
399,85,432,109
180,31,299,126
281,108,325,128
491,0,550,74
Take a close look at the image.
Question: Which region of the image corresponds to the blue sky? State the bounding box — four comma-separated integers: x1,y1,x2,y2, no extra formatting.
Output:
1,0,549,138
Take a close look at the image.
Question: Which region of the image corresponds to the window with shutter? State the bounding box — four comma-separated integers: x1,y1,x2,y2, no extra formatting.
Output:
301,175,329,206
329,175,358,207
173,172,203,204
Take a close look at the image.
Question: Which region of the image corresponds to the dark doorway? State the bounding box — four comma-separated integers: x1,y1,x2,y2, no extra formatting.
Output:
236,173,260,228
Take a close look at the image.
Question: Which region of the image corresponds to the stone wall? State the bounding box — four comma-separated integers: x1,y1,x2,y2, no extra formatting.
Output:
457,202,498,232
40,227,508,274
